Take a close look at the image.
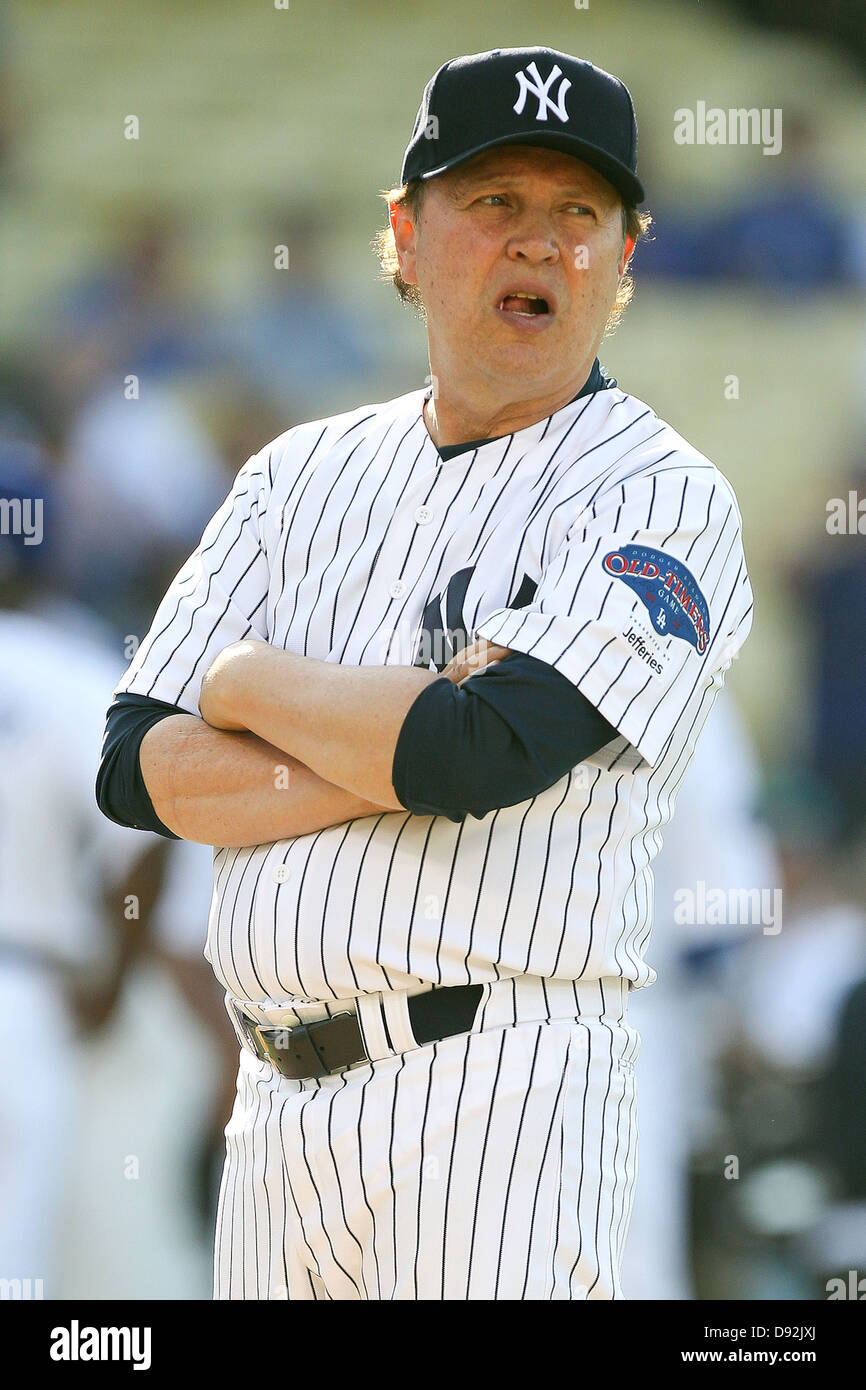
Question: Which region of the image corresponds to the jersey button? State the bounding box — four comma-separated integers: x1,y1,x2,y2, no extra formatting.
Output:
414,506,433,526
273,864,291,884
388,579,407,599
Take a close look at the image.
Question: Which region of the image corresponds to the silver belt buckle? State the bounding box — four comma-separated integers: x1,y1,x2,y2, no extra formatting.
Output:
227,998,359,1078
226,998,273,1063
230,1005,300,1072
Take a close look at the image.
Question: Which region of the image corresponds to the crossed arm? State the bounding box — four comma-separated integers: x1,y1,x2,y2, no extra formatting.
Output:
139,639,508,847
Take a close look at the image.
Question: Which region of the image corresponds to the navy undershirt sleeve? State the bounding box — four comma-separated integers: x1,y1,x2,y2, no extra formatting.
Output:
96,693,185,839
391,652,618,821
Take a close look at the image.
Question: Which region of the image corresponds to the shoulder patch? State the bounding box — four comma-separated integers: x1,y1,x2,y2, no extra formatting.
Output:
603,544,710,653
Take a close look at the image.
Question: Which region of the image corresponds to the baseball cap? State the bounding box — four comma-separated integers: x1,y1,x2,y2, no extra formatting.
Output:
401,47,644,206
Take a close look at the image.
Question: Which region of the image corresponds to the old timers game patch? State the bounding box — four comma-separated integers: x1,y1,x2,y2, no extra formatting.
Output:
603,544,710,653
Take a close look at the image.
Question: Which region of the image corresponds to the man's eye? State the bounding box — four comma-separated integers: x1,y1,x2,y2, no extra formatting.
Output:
478,194,508,206
567,205,595,216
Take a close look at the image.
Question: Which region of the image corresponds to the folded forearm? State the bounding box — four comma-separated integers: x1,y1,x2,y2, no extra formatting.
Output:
199,642,441,808
139,715,392,847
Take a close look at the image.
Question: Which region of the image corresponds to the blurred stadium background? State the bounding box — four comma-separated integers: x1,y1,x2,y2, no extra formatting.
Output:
1,0,865,1300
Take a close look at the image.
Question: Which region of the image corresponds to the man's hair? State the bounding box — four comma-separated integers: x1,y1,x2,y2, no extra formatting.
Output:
373,178,653,335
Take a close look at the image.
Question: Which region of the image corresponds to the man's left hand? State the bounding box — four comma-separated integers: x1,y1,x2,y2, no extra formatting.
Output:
441,638,512,686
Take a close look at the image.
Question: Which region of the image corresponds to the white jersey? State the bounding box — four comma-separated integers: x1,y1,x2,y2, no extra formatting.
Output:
116,384,752,1008
0,611,149,965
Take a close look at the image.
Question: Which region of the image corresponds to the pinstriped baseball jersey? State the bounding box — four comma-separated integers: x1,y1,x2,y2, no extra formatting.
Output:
115,383,752,1007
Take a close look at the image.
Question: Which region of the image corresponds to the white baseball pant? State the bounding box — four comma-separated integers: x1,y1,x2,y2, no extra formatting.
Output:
213,976,640,1300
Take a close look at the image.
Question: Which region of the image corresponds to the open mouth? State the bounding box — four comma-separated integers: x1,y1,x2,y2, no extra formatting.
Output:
498,292,550,316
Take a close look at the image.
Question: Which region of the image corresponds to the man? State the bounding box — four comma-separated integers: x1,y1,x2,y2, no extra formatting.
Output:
98,48,753,1300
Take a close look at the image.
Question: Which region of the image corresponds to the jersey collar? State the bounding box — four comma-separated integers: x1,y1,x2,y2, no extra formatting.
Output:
431,358,617,463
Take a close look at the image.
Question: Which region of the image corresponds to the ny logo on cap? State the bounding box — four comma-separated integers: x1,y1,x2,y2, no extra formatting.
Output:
513,61,571,124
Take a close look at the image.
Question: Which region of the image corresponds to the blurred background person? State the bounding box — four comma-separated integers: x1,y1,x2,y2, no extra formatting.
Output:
56,835,239,1299
225,202,386,422
807,968,866,1295
638,111,855,291
791,457,866,848
150,838,241,1239
706,110,853,292
46,209,214,402
692,773,866,1298
622,693,780,1300
0,440,164,1298
36,209,229,638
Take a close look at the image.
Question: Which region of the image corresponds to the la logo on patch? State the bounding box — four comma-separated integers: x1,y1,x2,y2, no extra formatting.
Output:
603,544,710,653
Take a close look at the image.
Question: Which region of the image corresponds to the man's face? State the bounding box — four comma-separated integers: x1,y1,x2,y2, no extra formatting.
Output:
392,145,632,400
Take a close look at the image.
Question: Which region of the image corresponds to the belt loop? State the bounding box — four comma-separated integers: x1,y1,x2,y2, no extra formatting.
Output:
470,981,493,1033
355,993,393,1062
380,989,420,1054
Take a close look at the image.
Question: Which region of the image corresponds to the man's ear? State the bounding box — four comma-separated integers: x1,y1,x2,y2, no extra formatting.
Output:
390,200,419,287
619,234,635,277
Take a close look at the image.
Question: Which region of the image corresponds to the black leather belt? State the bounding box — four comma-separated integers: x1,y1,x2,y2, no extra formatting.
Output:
236,983,483,1081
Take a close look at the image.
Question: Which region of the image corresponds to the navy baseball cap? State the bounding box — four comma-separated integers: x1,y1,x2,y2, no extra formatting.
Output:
401,47,645,205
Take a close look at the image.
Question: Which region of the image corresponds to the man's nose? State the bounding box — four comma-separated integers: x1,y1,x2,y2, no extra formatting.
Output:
505,216,560,263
